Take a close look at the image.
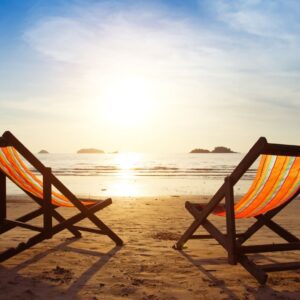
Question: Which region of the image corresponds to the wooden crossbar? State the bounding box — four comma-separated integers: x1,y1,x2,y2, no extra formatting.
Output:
190,233,245,239
74,226,105,235
261,262,300,272
4,220,43,232
263,143,300,157
255,215,299,243
240,242,300,254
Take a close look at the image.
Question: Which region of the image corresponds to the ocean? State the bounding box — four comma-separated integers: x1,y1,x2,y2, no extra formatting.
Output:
8,152,259,197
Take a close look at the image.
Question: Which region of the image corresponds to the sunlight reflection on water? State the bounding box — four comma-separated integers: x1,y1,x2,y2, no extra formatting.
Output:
6,152,257,197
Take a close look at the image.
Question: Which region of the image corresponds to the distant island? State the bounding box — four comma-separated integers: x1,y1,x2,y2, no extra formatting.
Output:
190,148,210,153
190,146,236,153
38,149,49,154
77,148,104,154
211,146,236,153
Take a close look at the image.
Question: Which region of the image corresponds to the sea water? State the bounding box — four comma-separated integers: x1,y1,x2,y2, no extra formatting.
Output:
7,152,259,197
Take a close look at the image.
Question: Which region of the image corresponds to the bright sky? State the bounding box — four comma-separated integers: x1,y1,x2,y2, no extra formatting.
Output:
0,0,299,153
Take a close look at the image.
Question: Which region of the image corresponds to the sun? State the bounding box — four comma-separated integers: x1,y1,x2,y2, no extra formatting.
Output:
102,77,152,127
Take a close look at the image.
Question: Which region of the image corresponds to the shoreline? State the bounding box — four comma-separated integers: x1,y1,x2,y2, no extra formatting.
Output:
6,193,300,203
1,195,300,299
6,194,210,202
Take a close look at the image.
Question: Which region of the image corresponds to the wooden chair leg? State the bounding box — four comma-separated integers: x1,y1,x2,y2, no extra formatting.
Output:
85,212,123,246
28,193,82,238
43,167,52,239
173,219,202,250
51,210,81,238
48,199,123,245
225,177,237,265
22,189,82,238
0,200,122,262
0,172,6,226
175,204,228,251
239,254,268,285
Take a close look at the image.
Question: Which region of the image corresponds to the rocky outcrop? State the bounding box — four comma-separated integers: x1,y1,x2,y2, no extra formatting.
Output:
190,146,236,153
38,150,49,154
190,148,210,153
77,148,104,154
211,146,235,153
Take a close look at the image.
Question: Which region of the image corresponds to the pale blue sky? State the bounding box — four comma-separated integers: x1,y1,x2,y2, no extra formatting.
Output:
0,0,299,153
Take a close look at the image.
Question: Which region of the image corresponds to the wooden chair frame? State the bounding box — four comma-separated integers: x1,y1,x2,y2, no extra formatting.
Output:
174,137,300,284
0,131,123,262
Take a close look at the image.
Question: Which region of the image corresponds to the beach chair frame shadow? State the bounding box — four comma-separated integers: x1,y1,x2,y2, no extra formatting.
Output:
0,131,123,262
174,137,300,284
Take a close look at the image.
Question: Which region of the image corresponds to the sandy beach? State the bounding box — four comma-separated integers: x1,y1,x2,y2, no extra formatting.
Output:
0,195,299,300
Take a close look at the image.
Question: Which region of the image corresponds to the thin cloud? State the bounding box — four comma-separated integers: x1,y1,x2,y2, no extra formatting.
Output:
213,0,300,41
2,0,299,151
23,3,235,75
24,1,300,76
22,1,300,113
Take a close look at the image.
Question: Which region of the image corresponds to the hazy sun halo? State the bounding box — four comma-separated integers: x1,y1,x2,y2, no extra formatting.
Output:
103,77,153,127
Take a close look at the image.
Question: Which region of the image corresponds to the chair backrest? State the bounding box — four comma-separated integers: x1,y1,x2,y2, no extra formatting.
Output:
216,154,300,218
0,146,92,207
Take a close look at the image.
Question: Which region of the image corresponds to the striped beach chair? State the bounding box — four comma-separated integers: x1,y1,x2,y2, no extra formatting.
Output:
0,131,123,262
174,137,300,284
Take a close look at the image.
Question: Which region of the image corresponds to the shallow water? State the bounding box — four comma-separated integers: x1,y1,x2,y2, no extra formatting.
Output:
7,152,259,197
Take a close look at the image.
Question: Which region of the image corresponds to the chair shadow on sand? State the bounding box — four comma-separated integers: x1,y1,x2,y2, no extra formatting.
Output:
178,249,300,300
0,237,121,299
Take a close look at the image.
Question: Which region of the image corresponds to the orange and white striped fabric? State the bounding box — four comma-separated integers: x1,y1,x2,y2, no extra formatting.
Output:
216,155,300,218
0,146,94,207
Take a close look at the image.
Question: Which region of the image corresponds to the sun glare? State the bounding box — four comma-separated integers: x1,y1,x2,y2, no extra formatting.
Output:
109,152,142,196
103,77,152,127
114,152,141,178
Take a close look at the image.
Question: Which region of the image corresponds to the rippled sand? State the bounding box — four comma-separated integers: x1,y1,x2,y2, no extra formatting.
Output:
1,195,299,299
